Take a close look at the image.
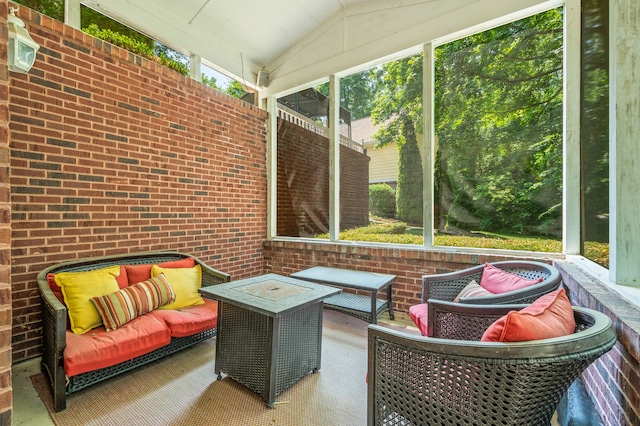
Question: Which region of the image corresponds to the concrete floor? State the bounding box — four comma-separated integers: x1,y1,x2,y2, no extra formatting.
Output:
12,357,54,425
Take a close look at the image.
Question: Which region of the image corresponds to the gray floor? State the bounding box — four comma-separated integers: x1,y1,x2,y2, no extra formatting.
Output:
13,357,54,425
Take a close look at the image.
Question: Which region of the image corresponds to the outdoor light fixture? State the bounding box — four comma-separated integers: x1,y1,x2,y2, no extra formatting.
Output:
7,6,40,74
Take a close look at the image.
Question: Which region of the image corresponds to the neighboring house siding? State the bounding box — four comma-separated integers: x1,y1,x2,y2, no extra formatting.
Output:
366,142,399,186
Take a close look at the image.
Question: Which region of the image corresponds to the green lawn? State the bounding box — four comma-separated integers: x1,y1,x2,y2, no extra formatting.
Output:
316,220,609,267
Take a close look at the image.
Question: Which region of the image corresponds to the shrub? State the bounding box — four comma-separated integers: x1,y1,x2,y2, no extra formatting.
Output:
369,184,396,218
83,24,189,76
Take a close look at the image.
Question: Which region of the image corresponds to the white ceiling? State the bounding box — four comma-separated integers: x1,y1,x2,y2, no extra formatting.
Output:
80,0,561,97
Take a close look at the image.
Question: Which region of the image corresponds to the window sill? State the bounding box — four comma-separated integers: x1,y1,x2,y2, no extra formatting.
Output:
566,254,640,307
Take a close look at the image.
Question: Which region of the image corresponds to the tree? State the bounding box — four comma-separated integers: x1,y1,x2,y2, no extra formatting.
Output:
317,69,379,120
434,8,564,236
225,81,247,99
371,55,424,226
371,8,564,236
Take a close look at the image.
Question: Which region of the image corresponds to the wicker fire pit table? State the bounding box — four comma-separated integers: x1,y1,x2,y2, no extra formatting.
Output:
199,274,340,407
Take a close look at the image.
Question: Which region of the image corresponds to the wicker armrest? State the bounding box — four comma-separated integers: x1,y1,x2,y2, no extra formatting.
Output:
367,306,616,426
422,261,561,305
427,299,525,340
421,264,485,302
36,270,68,412
193,257,231,288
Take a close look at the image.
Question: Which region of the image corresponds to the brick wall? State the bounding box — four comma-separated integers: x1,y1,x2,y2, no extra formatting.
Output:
277,119,369,237
262,240,552,314
0,0,12,423
556,261,640,426
9,9,268,362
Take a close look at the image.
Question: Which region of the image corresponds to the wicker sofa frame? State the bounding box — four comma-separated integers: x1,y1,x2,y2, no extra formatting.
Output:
36,251,230,412
422,260,562,305
368,302,616,426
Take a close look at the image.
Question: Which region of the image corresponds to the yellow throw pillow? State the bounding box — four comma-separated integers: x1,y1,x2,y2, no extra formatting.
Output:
152,264,204,310
55,265,121,334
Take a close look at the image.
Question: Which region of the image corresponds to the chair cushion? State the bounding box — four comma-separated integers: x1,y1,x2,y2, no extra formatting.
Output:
481,288,576,342
479,263,543,294
453,280,494,302
125,257,196,284
152,264,204,310
55,266,123,334
64,314,171,377
148,298,218,337
409,303,429,336
91,274,176,332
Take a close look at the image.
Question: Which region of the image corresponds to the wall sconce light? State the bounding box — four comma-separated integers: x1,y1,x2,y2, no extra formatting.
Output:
7,6,40,74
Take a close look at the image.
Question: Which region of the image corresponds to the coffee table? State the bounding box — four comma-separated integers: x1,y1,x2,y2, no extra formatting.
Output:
290,266,396,324
199,274,340,407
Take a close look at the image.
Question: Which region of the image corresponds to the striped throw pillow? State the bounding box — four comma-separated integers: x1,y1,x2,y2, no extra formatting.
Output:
91,274,176,332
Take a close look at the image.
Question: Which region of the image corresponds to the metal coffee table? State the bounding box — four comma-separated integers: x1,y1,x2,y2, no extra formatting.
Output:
199,274,340,407
290,266,396,324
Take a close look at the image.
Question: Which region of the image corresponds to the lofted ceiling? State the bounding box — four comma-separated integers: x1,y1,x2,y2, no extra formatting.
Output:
80,0,560,97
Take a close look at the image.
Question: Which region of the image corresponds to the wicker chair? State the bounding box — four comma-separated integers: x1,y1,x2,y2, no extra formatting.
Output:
411,260,562,335
367,301,616,426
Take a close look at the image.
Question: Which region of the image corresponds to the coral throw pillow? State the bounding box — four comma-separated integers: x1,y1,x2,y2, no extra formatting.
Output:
481,288,576,342
55,266,121,334
479,263,543,294
91,274,176,332
152,264,204,310
453,280,494,302
126,257,196,284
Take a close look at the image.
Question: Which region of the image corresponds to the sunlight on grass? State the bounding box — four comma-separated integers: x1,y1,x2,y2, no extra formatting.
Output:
315,220,610,267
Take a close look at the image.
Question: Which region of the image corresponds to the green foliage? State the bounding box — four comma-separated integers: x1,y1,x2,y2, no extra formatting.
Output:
434,9,564,237
317,69,379,120
369,184,396,218
82,24,190,76
317,222,567,253
83,24,156,59
14,0,154,47
371,8,564,238
12,0,63,21
395,119,423,225
225,81,247,99
370,55,424,227
202,75,222,91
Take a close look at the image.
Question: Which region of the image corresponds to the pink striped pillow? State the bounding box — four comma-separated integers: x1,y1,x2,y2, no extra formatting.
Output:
91,274,176,332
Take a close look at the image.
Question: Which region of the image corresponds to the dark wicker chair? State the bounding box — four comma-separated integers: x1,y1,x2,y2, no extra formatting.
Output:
411,261,562,335
368,302,616,426
37,251,230,412
422,260,562,304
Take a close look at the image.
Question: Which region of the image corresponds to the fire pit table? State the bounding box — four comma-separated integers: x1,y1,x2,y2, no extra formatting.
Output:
199,274,340,407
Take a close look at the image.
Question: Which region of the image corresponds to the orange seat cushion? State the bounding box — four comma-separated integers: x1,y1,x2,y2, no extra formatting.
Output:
409,303,429,336
64,314,171,377
148,298,218,338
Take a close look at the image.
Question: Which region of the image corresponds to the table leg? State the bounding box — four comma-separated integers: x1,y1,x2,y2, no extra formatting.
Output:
266,316,279,408
313,302,324,372
370,291,377,324
387,284,395,320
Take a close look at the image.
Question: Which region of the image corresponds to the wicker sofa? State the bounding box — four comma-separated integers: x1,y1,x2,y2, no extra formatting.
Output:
368,300,616,426
37,251,230,412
